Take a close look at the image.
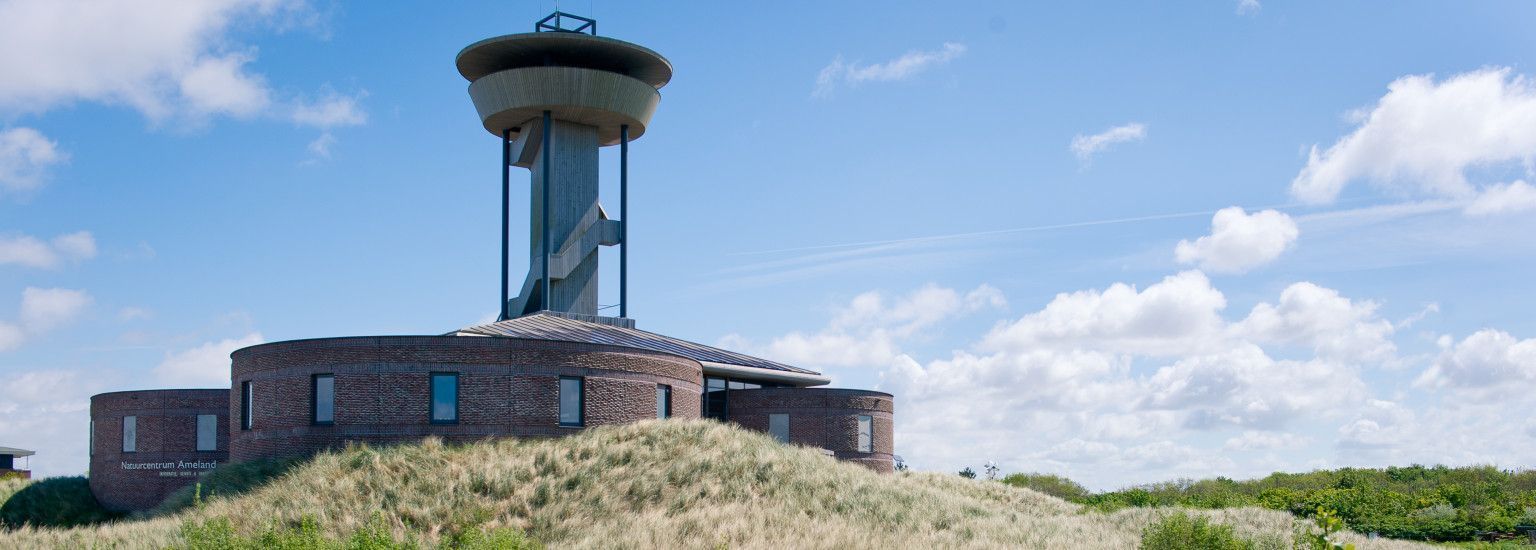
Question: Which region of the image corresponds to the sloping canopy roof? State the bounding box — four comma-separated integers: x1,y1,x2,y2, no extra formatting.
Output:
455,313,821,377
0,446,34,458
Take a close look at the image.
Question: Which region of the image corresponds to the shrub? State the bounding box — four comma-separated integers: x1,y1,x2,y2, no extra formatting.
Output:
958,467,977,479
1000,473,1091,502
1139,512,1253,550
0,476,121,528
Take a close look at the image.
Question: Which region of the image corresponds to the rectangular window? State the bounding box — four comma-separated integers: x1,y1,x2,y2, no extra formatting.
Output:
769,413,790,443
240,381,253,430
89,420,94,456
559,376,584,427
430,373,458,424
122,416,137,453
196,414,218,451
656,384,672,419
857,415,873,453
704,376,727,420
312,374,335,425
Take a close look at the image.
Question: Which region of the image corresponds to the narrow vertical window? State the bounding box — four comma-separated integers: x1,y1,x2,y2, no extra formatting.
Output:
857,415,873,453
240,381,253,430
122,416,137,453
196,414,218,451
89,420,94,456
656,384,672,419
559,376,584,427
312,374,335,425
431,373,458,424
769,413,790,443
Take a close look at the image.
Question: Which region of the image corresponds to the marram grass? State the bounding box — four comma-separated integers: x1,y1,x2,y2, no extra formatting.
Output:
0,420,1432,549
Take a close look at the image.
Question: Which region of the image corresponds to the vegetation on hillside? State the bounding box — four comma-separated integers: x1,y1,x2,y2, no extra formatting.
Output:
0,420,1426,549
1003,466,1536,542
0,476,120,529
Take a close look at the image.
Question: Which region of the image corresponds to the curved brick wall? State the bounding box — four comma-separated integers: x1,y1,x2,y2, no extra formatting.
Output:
229,336,703,462
726,388,895,473
89,389,230,511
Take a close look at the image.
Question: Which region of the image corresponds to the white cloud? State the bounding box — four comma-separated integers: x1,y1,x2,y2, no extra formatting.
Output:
0,0,319,122
0,127,66,194
154,333,263,387
814,42,966,98
0,369,107,477
1236,0,1261,15
0,287,92,351
1465,180,1536,216
1070,122,1147,162
1175,207,1298,274
982,271,1229,357
1415,329,1536,390
723,284,1006,372
1291,67,1536,204
291,91,368,128
1236,282,1397,364
1224,431,1309,452
0,231,96,268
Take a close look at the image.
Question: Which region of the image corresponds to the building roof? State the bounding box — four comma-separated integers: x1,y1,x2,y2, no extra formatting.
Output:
455,312,822,377
0,446,34,458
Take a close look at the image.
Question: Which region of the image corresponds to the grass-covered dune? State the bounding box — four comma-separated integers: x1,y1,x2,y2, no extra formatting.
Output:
0,420,1430,549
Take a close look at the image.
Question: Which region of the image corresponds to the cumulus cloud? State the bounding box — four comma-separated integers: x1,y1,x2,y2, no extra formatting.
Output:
0,287,92,351
1415,329,1536,390
814,42,966,98
734,274,1450,487
0,231,96,268
1175,207,1299,274
154,333,264,387
1291,68,1536,205
0,369,107,477
0,0,316,121
0,127,66,194
1236,0,1261,15
1237,282,1397,364
1071,123,1146,162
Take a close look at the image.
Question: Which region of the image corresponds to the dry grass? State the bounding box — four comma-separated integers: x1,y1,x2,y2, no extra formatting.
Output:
0,420,1434,549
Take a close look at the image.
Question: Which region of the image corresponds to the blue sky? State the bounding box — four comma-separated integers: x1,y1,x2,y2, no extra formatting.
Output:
3,0,1536,489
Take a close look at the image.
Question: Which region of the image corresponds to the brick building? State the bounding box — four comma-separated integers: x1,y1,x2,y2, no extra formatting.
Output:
85,13,896,511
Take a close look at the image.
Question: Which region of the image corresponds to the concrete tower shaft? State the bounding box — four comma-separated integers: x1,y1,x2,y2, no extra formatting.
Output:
457,16,671,320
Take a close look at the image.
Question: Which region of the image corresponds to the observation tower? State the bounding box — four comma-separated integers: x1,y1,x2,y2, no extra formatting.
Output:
457,11,672,322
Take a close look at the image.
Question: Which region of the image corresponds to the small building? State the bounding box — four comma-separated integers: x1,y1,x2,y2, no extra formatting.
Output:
0,446,34,479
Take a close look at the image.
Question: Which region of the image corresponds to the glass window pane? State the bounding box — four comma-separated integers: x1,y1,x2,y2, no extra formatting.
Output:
769,413,790,443
314,375,335,424
431,374,457,422
122,416,136,453
742,382,760,390
240,381,252,430
197,414,217,451
728,380,746,390
656,385,671,419
559,377,583,426
706,377,725,390
857,415,873,453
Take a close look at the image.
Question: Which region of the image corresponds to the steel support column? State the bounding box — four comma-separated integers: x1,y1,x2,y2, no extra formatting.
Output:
499,128,511,321
540,110,552,311
620,124,628,318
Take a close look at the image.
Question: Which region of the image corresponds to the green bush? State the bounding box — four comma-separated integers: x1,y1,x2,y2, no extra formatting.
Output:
1000,473,1091,501
0,476,121,528
1139,512,1253,550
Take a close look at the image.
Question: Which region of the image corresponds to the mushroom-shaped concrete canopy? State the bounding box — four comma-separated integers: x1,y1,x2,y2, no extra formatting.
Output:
457,32,673,145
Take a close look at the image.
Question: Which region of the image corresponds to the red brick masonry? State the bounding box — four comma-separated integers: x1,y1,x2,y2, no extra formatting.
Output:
228,336,703,462
726,388,896,473
88,389,229,511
